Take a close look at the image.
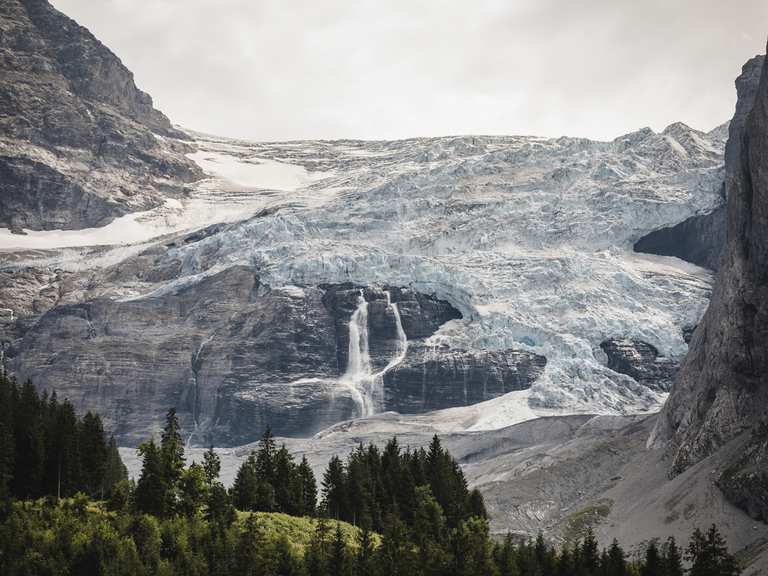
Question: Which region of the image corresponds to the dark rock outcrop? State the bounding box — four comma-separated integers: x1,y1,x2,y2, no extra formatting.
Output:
0,0,201,230
654,50,768,520
633,202,726,270
599,338,678,392
7,266,471,445
383,345,547,412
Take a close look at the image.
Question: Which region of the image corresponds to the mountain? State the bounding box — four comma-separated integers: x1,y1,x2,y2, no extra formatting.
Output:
0,0,201,231
0,0,728,444
0,2,733,448
652,50,768,522
2,123,725,445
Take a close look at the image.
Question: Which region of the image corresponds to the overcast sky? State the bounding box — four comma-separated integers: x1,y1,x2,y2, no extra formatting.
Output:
53,0,767,142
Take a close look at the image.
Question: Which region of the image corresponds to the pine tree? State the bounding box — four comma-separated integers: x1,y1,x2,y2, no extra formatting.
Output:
255,426,276,483
233,514,269,576
579,528,600,575
329,523,351,576
179,462,208,517
102,436,128,498
274,444,297,514
231,453,259,511
467,488,488,519
298,455,317,516
306,517,331,576
13,381,46,498
160,408,185,490
79,412,108,497
641,540,662,576
275,534,301,576
355,523,376,576
0,373,15,500
605,538,628,576
322,455,347,520
203,446,221,487
134,439,169,516
687,524,740,576
206,481,236,530
662,536,684,576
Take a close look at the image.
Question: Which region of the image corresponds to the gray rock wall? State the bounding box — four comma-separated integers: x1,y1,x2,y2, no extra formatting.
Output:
654,50,768,520
0,0,201,231
9,265,490,445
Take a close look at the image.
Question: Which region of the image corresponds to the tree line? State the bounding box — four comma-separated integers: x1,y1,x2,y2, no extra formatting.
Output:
0,373,126,501
0,379,745,575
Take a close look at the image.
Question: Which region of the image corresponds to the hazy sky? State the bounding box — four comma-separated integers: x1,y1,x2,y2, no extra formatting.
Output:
53,0,767,142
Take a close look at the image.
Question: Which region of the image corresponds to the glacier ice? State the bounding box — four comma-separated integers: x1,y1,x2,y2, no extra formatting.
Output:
3,123,725,430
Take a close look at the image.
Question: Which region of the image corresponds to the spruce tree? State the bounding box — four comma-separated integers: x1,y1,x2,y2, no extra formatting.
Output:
233,514,269,576
275,535,301,576
79,412,108,497
687,524,740,576
322,455,347,520
0,373,15,500
605,538,628,576
298,455,317,516
255,426,276,483
274,444,297,514
662,536,684,576
203,446,221,487
306,517,331,576
580,528,600,575
160,408,185,488
206,481,236,530
102,436,129,498
231,453,259,511
355,523,376,576
641,540,663,576
467,488,488,519
379,513,411,576
134,439,169,516
13,381,46,498
496,533,521,576
179,462,208,517
329,523,351,576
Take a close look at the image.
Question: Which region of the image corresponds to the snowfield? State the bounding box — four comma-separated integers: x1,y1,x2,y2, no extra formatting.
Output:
2,122,725,430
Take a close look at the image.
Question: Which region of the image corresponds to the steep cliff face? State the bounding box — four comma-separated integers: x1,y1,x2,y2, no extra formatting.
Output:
654,51,768,519
7,263,475,445
0,0,201,231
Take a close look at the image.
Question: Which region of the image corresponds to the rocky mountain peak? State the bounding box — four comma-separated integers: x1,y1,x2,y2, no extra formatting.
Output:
0,0,201,231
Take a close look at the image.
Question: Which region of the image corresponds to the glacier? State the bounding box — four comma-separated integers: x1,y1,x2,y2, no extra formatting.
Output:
1,122,725,431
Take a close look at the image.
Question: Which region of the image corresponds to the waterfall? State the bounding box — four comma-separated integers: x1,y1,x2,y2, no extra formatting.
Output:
342,289,409,418
343,290,375,416
378,290,408,375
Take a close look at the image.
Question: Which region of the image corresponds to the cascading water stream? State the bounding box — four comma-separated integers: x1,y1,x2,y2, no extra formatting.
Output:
343,289,374,416
342,289,408,417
